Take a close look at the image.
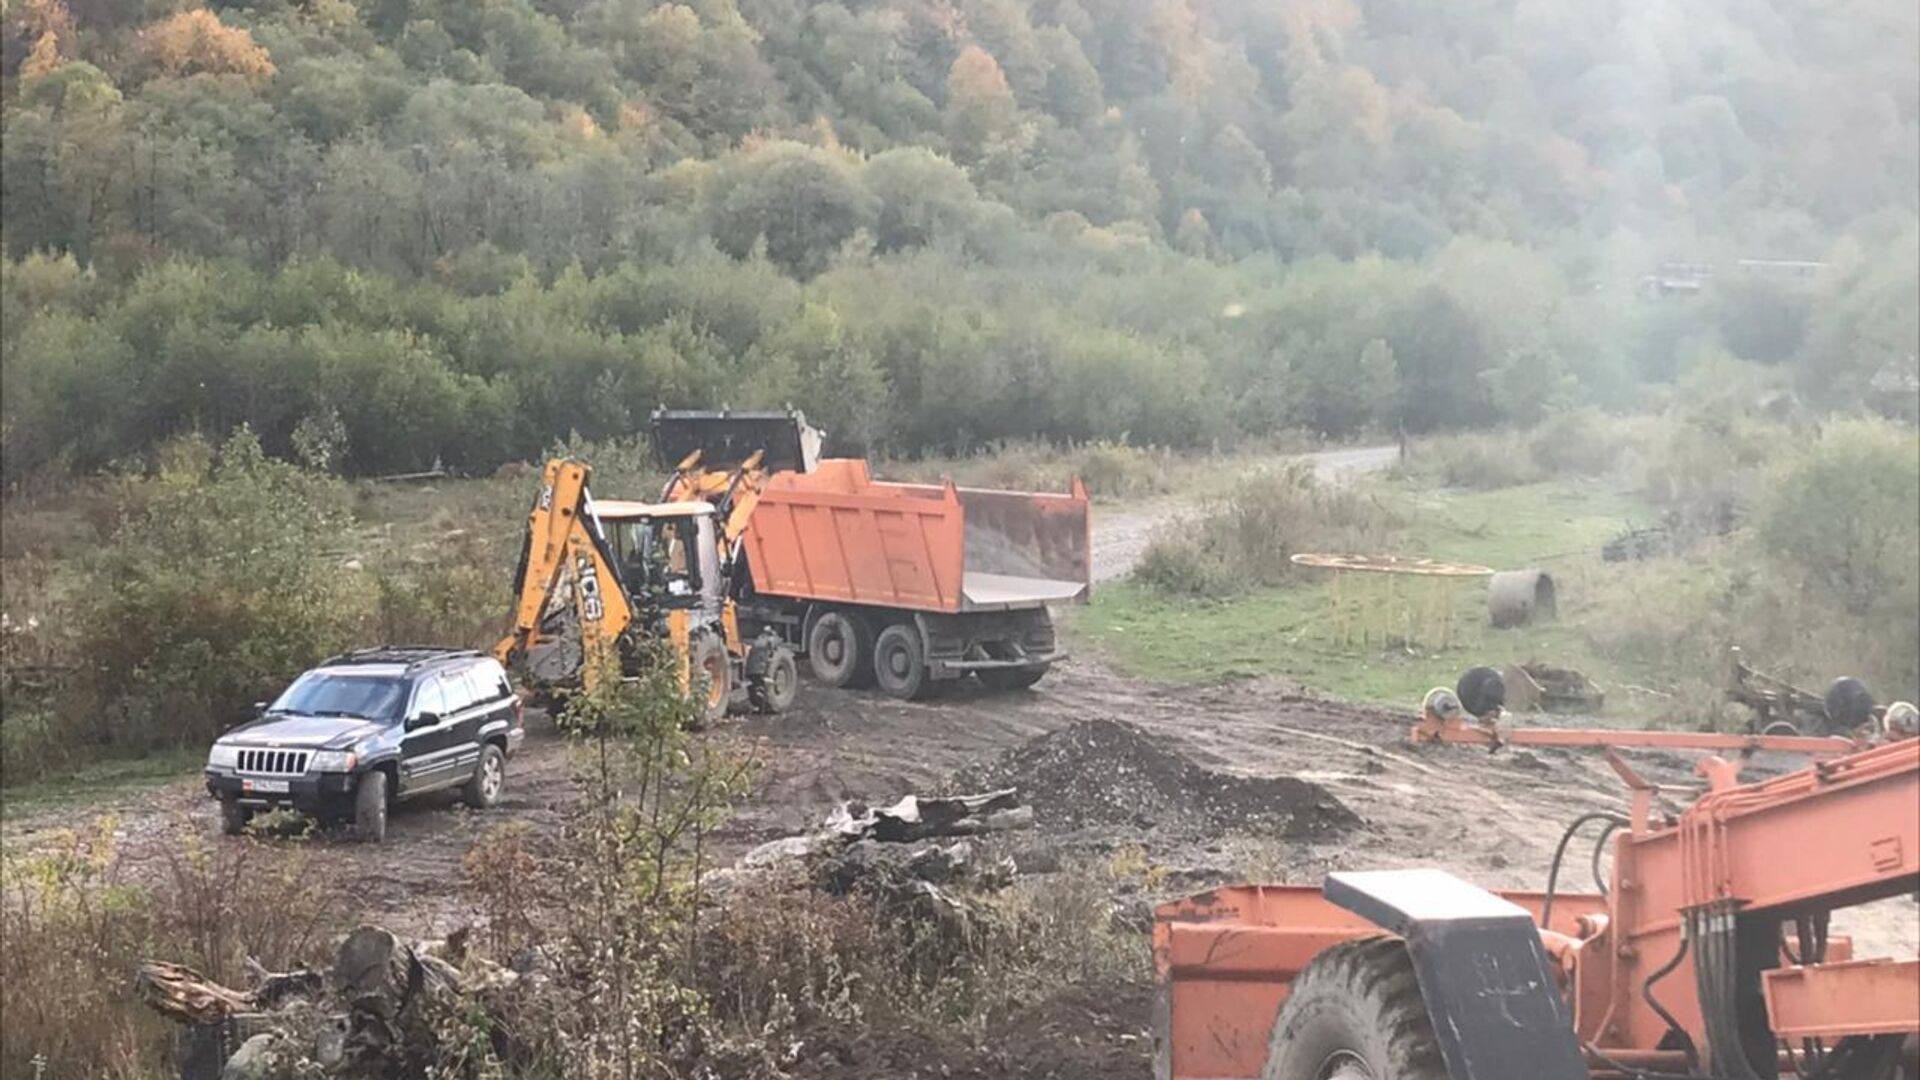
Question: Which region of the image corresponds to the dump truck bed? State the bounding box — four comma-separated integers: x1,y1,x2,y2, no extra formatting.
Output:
739,459,1090,613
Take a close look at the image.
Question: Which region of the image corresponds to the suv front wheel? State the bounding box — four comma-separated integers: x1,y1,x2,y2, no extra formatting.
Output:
220,799,252,836
464,744,504,809
354,770,389,842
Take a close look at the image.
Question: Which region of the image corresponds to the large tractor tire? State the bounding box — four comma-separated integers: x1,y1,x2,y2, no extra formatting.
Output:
872,623,932,701
808,611,876,689
1261,937,1448,1080
690,633,732,727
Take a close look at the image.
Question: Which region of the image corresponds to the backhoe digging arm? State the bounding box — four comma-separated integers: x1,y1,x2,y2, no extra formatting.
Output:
493,459,635,691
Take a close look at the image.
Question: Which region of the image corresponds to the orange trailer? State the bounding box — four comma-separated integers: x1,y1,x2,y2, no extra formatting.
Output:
1153,734,1920,1080
735,458,1091,699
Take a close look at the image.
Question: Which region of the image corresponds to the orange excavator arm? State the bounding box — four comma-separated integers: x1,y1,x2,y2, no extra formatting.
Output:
493,459,635,689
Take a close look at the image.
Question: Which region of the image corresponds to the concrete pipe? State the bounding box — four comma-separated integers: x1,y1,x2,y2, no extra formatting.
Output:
1488,569,1556,628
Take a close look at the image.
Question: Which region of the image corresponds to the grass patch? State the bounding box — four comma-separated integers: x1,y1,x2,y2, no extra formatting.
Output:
1,748,200,818
1072,478,1677,711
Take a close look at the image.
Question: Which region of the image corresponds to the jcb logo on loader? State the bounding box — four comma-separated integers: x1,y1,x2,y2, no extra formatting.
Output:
575,553,605,621
538,483,554,511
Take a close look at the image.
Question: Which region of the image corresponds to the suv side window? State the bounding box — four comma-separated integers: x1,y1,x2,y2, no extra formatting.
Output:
463,667,500,707
439,670,478,715
413,676,447,719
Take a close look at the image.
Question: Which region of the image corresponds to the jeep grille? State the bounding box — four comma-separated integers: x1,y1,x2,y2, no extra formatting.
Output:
237,749,310,776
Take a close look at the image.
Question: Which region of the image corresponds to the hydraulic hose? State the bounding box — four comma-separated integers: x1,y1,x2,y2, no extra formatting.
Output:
1542,810,1630,930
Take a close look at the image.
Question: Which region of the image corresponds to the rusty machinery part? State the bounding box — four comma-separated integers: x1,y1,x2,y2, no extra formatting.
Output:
1885,702,1920,739
1289,553,1496,577
1413,666,1870,760
1455,665,1507,720
1824,677,1876,733
1421,686,1466,726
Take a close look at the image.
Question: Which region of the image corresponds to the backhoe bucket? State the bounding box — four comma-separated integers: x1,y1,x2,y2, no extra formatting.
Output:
650,409,821,476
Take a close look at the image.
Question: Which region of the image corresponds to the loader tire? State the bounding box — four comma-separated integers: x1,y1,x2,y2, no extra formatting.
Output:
750,645,799,713
808,611,874,689
873,623,931,701
1260,936,1448,1080
691,633,732,727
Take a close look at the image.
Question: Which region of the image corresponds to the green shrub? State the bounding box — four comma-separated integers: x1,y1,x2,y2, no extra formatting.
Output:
1527,408,1626,477
359,533,510,651
74,428,358,751
1135,465,1401,597
1415,430,1543,489
1754,419,1920,618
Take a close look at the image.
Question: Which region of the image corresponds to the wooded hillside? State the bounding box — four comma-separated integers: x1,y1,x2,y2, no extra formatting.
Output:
3,0,1915,475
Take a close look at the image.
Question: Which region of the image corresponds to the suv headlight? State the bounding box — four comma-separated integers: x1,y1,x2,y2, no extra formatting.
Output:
207,743,239,770
308,750,358,773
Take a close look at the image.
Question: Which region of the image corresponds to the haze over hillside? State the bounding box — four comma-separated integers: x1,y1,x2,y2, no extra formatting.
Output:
3,0,1916,476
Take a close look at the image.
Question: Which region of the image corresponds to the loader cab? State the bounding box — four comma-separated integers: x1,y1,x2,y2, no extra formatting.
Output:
595,500,724,614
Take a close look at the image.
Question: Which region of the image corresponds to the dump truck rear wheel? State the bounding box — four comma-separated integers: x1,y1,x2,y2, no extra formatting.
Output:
808,611,875,688
873,623,931,700
977,663,1049,692
1261,936,1447,1080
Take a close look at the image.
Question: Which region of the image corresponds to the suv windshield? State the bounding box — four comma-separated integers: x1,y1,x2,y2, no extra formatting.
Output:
269,673,409,721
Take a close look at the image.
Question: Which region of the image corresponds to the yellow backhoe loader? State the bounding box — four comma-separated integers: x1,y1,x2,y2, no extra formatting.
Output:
492,410,818,723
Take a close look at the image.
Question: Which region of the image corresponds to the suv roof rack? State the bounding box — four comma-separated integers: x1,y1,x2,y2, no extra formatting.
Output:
320,646,484,671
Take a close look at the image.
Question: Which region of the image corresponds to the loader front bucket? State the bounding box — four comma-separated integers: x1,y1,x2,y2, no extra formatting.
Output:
650,409,821,475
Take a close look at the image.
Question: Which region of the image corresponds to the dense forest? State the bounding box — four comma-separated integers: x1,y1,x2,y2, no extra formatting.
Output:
2,0,1916,476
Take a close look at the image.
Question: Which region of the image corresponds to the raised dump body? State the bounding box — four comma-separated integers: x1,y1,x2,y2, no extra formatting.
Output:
735,458,1090,698
740,458,1090,613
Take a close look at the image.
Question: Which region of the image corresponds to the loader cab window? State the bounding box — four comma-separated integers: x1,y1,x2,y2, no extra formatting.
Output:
612,515,704,601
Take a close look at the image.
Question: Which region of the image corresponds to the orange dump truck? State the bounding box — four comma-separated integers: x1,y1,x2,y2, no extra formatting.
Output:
735,457,1091,698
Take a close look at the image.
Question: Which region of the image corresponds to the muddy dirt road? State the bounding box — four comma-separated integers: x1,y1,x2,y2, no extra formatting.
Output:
18,658,1904,952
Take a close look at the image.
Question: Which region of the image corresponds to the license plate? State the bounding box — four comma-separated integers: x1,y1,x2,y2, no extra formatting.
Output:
243,778,289,794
